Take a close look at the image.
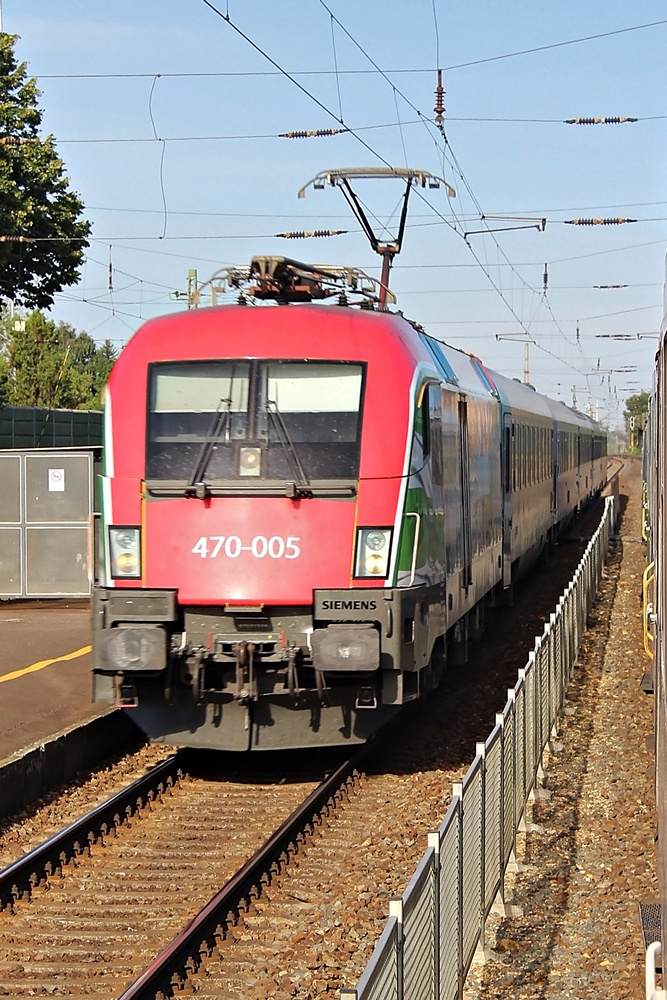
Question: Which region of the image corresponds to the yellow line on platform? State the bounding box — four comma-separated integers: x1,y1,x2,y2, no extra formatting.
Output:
0,645,92,685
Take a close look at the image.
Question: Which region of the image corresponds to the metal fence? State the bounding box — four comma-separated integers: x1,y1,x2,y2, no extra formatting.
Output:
0,407,102,449
340,496,615,1000
0,448,98,598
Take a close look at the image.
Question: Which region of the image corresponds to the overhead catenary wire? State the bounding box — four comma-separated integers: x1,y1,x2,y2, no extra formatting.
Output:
20,4,659,399
47,116,667,144
3,214,666,243
34,1,644,388
302,2,605,376
148,75,168,239
328,13,344,124
51,5,657,400
34,18,667,79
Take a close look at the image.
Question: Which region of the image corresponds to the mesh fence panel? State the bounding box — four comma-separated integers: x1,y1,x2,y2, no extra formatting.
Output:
352,918,400,1000
537,637,551,755
403,852,438,1000
524,659,537,796
439,802,462,1000
554,604,565,710
501,705,516,868
461,760,484,974
513,677,527,827
483,727,503,913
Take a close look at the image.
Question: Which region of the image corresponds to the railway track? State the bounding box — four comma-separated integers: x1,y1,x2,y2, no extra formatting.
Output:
0,491,611,999
0,736,437,1000
0,751,328,997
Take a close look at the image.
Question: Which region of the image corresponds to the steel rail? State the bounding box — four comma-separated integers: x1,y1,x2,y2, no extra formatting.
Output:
116,753,360,1000
0,750,188,911
605,456,625,484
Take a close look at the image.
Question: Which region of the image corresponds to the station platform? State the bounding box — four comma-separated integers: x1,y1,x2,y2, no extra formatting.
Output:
0,600,108,762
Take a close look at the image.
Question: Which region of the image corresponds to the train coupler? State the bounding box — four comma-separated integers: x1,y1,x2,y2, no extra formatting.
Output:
286,643,301,701
233,640,258,704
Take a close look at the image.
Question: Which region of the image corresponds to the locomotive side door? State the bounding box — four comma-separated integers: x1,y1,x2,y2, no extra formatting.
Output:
501,409,513,588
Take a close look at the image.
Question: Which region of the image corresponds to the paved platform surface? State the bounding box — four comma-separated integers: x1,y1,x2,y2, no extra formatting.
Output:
0,600,108,762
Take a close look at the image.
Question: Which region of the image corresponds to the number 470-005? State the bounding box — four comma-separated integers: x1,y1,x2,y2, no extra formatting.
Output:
191,535,300,559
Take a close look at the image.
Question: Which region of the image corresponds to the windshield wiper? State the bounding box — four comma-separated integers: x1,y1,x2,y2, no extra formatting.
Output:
266,399,312,498
186,397,231,498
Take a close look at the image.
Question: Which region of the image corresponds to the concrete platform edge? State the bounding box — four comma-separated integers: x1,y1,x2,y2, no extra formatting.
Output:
0,711,145,822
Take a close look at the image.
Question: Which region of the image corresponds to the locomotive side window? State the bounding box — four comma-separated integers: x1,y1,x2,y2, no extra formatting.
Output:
146,359,364,485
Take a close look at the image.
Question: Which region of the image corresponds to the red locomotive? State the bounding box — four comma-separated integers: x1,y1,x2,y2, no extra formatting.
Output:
93,257,606,750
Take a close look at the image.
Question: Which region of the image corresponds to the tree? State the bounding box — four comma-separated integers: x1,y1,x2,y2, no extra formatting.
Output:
623,390,649,454
87,338,118,399
61,329,118,403
0,310,116,409
0,33,90,309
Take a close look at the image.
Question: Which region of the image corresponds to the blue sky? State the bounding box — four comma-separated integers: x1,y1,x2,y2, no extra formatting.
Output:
3,1,666,427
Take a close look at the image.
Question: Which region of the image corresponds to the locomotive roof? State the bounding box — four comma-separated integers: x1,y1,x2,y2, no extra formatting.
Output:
116,304,497,400
116,303,599,429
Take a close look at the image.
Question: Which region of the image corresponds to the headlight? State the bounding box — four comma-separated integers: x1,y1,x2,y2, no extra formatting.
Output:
109,526,141,579
239,446,262,477
365,530,387,551
354,527,392,579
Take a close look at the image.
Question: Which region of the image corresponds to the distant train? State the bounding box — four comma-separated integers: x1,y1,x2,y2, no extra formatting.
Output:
92,257,607,750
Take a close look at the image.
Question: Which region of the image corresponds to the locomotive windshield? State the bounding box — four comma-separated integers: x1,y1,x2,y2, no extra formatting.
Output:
146,359,365,489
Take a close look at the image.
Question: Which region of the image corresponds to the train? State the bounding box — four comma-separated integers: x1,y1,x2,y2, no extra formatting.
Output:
642,261,667,987
91,256,607,751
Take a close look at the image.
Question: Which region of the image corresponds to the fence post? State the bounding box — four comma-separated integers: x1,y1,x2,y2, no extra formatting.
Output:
428,830,440,1000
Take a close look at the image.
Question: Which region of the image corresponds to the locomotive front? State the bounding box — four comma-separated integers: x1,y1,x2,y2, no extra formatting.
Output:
92,304,419,749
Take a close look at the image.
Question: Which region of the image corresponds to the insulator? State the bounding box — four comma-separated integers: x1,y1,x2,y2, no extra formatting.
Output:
274,229,346,239
0,234,31,242
564,217,637,226
0,136,24,145
565,116,637,125
542,263,548,291
433,69,445,125
280,128,344,139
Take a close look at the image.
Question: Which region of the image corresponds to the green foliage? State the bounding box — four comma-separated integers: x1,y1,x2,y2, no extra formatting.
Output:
0,34,90,309
0,310,117,409
623,390,649,455
623,390,650,419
